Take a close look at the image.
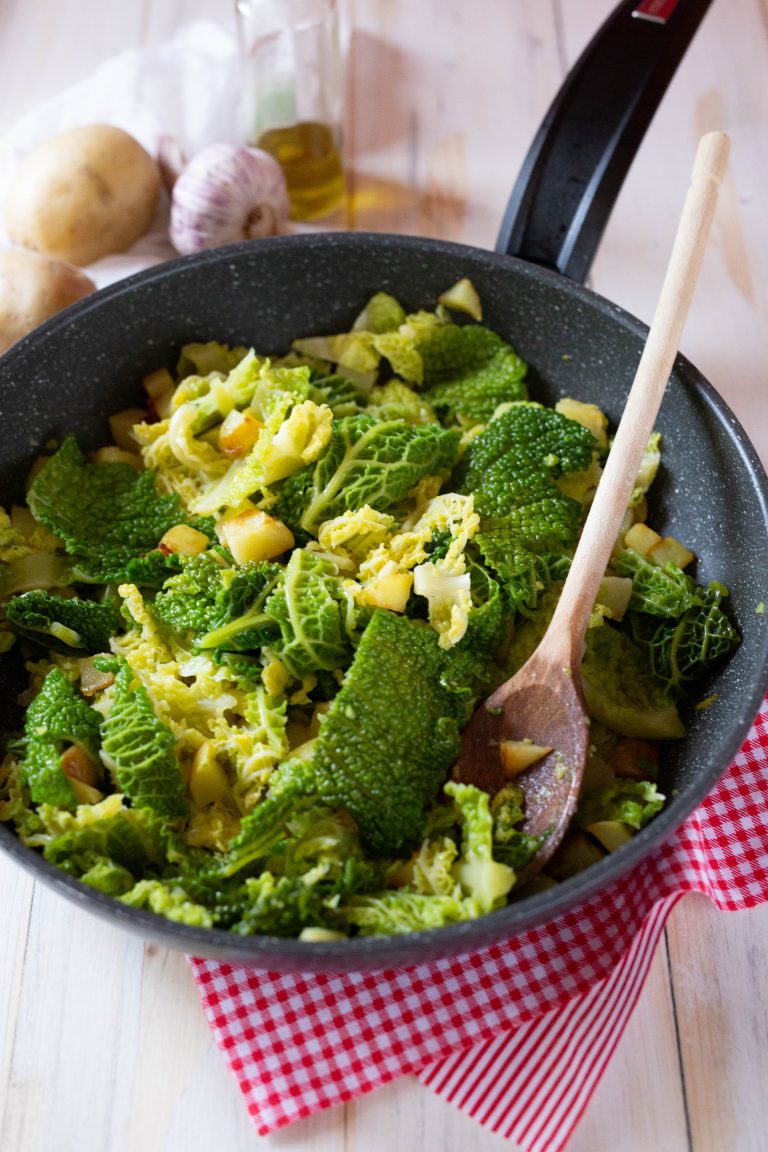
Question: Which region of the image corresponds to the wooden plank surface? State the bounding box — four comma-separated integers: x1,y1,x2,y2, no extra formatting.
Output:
1,2,767,1150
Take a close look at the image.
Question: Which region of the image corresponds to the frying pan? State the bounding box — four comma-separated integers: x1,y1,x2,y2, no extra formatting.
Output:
1,0,767,972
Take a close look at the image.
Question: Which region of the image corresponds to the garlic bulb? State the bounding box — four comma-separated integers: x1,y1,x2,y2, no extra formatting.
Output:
170,143,290,255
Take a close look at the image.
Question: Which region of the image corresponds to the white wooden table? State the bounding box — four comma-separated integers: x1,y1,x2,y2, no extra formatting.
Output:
1,2,767,1150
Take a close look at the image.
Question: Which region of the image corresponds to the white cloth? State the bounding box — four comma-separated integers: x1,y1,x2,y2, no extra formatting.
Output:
0,20,242,287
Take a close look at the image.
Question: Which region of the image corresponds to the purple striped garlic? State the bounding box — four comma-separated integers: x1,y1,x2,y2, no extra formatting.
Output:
169,142,290,255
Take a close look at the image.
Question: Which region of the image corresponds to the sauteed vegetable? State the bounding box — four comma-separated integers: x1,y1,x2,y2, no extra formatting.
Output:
0,284,740,938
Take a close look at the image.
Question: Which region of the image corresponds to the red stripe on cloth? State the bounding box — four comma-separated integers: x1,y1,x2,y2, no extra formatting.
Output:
517,898,677,1152
423,893,675,1152
189,695,768,1149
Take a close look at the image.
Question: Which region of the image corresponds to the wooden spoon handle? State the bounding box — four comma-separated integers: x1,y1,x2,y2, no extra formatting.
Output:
545,131,730,662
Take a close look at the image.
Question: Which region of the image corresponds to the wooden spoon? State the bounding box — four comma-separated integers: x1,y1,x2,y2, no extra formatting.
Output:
454,132,730,885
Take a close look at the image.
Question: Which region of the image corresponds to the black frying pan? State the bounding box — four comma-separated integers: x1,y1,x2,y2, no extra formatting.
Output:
1,0,767,971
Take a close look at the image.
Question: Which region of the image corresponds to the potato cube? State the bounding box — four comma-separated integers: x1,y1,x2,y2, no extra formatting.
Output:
357,572,413,613
586,820,634,852
90,446,143,470
610,737,659,781
109,407,148,452
455,857,514,902
218,507,294,563
597,575,633,620
218,409,263,457
499,739,553,777
70,780,105,805
78,657,115,697
547,832,606,880
299,927,349,942
189,742,230,806
437,278,483,321
624,521,662,556
648,536,694,569
159,524,210,557
555,397,608,449
9,505,60,550
152,389,175,421
142,366,175,399
60,744,100,788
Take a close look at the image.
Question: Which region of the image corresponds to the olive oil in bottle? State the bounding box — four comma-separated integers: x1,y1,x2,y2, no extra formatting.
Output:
236,0,346,222
257,120,345,220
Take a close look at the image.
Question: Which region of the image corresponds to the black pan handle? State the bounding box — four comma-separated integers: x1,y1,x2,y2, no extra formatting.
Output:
496,0,714,283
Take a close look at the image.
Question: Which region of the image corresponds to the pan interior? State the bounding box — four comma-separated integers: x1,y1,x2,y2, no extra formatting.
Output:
1,233,766,971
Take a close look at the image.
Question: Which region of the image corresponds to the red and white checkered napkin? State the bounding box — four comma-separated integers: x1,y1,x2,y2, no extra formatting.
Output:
189,696,768,1152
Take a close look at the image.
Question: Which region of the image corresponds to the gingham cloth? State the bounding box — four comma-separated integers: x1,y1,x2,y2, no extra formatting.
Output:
189,696,768,1152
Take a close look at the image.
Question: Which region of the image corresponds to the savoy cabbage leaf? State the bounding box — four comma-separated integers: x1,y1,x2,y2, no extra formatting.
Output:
43,804,172,878
628,591,740,697
27,436,197,582
456,403,598,519
263,548,351,678
311,610,467,855
612,549,698,618
5,590,120,653
20,666,102,809
421,324,528,424
100,659,187,818
151,552,281,654
275,415,459,536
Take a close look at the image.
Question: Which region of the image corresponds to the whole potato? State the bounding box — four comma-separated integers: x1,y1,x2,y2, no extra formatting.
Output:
4,124,161,267
0,247,95,355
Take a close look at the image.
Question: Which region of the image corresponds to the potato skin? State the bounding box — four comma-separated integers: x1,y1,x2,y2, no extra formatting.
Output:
0,247,95,354
4,124,161,266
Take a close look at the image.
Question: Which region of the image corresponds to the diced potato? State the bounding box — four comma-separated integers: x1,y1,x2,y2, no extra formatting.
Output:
152,389,175,421
189,742,230,806
109,407,147,452
499,739,553,777
142,366,175,398
78,657,115,697
597,575,633,620
4,552,68,594
26,454,51,485
90,446,143,470
357,571,413,613
69,780,104,805
308,701,330,739
555,397,608,449
60,744,100,788
218,409,263,457
624,521,662,556
648,536,694,569
209,377,237,419
586,820,634,852
547,832,606,880
455,857,515,903
299,927,348,942
10,505,60,550
10,506,37,536
286,716,312,748
610,737,659,781
159,524,210,557
437,278,483,321
218,507,294,563
557,457,602,504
